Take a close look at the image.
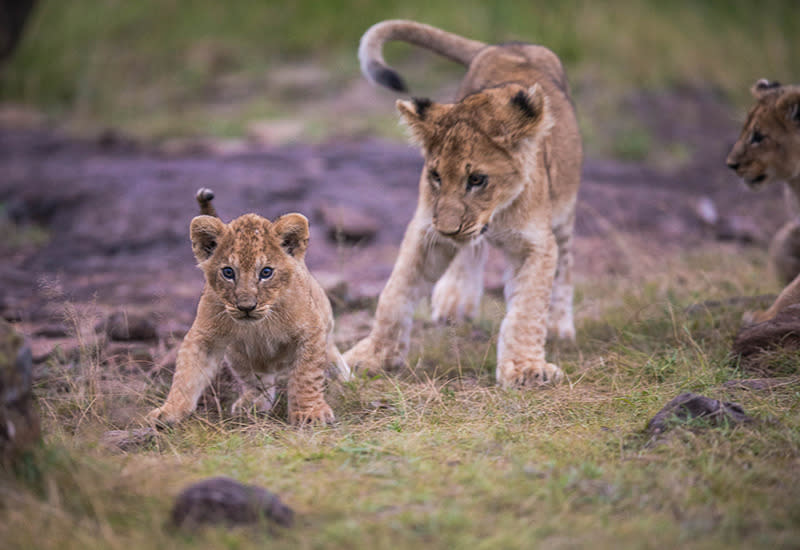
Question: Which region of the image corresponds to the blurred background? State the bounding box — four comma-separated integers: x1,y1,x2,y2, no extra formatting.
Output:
1,0,798,159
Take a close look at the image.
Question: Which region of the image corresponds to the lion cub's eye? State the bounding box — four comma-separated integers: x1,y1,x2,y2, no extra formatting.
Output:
750,131,765,145
467,173,488,190
429,169,441,187
221,266,235,280
259,267,274,280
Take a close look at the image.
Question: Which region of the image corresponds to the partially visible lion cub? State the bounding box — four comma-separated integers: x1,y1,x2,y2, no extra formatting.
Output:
345,20,582,388
726,79,800,323
147,189,350,426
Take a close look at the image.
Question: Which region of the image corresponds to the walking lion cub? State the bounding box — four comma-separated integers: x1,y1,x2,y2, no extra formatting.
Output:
147,189,349,426
344,20,583,388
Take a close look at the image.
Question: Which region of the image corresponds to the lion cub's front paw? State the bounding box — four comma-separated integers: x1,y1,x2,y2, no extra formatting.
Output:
343,337,397,376
289,403,335,426
145,405,188,427
498,361,564,389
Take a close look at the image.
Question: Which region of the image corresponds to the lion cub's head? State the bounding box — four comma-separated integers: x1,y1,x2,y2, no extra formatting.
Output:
726,79,800,189
397,83,553,241
190,212,309,322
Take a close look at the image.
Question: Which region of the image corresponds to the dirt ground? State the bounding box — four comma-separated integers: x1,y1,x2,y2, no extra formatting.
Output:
0,88,787,380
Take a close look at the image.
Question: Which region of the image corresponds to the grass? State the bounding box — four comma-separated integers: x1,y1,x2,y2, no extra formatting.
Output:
2,244,799,548
1,0,799,156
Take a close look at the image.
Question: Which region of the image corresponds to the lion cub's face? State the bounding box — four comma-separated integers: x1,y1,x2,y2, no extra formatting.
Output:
397,84,553,241
727,79,800,189
190,213,309,322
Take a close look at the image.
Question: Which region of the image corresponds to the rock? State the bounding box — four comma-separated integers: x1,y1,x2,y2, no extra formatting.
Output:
0,318,40,465
732,304,800,374
647,392,752,435
315,202,380,244
715,215,765,245
100,427,157,453
98,311,158,342
171,477,294,528
694,196,718,226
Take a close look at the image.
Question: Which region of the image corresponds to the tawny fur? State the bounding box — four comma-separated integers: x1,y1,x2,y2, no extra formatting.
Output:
147,196,349,427
346,20,583,389
726,80,800,324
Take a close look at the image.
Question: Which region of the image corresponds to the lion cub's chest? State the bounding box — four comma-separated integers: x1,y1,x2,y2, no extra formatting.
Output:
224,322,297,373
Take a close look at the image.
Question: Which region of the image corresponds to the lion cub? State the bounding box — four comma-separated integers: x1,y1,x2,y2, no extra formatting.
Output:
726,79,800,323
345,20,582,388
147,189,349,426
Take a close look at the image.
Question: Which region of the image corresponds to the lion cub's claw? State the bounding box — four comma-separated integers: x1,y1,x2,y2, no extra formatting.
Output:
500,361,564,389
290,403,335,427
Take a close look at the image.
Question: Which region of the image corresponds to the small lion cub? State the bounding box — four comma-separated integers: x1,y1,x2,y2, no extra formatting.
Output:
147,189,350,426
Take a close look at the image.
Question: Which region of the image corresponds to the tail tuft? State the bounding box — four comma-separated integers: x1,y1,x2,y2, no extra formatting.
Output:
196,188,218,217
369,62,407,93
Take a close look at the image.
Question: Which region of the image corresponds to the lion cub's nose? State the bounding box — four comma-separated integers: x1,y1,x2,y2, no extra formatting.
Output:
726,161,740,171
237,303,257,313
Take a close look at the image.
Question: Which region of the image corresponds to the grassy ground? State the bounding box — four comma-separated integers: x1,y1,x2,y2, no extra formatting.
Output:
2,0,799,150
2,244,799,549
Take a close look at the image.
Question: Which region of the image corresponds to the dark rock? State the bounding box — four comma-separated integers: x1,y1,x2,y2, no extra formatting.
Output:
715,215,765,245
316,202,380,244
0,318,40,465
171,477,294,528
98,311,158,341
100,427,157,453
32,323,71,338
647,392,752,435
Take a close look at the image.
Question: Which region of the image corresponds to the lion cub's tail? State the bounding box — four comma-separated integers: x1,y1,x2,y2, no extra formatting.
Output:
358,19,486,93
196,187,218,218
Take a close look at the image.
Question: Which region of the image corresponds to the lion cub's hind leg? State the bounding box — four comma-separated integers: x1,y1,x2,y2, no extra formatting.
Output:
431,240,487,322
548,222,576,342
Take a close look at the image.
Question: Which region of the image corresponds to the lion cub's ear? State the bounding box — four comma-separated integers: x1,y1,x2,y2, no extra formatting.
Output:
498,84,553,147
273,213,309,259
397,97,445,147
190,215,227,262
751,78,781,98
776,89,800,125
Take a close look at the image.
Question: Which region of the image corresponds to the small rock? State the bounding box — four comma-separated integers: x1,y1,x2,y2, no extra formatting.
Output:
32,323,71,338
647,392,752,435
0,318,40,465
100,427,157,453
171,477,294,528
715,215,765,244
315,202,380,244
98,311,158,342
694,196,718,226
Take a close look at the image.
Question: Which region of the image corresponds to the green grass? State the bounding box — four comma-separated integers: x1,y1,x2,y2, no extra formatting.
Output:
1,0,798,147
2,245,799,548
